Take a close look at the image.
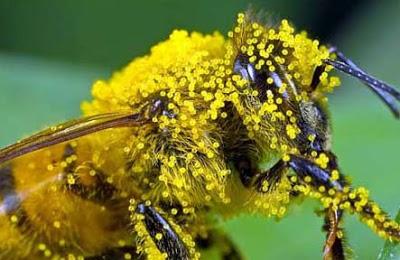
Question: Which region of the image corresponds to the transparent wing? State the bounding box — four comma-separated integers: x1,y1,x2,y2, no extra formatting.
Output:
0,111,149,164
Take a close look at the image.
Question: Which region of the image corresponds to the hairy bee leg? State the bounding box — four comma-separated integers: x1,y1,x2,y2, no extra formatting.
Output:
288,155,400,240
136,203,190,260
285,155,348,259
286,155,344,190
196,230,243,260
84,246,141,260
251,154,344,193
323,209,346,260
251,159,287,192
290,155,400,241
251,156,347,259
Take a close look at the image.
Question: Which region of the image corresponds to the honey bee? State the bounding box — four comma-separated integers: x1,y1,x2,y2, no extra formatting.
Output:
0,11,399,260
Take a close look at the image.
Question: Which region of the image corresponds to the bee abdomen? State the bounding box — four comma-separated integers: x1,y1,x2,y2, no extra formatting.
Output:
0,143,131,259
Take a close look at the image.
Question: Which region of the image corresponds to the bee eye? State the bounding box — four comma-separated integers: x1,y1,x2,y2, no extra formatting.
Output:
268,72,283,88
233,56,257,82
234,55,290,102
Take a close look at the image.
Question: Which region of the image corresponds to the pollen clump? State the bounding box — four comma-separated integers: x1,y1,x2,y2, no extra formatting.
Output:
293,175,400,241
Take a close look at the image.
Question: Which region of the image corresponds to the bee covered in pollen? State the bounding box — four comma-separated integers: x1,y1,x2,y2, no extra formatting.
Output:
0,11,400,260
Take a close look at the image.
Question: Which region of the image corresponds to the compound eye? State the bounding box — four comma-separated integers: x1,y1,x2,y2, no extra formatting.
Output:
268,71,283,88
233,55,291,102
233,56,256,82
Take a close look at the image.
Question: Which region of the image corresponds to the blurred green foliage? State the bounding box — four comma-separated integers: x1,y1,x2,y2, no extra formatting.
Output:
0,0,364,70
0,0,297,69
0,1,399,259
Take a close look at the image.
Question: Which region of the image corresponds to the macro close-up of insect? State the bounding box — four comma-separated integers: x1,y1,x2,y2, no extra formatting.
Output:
1,3,400,260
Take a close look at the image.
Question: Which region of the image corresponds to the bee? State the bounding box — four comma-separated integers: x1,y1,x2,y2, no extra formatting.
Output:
0,11,399,260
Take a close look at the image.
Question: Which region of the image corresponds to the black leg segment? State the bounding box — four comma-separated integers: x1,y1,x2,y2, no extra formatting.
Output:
136,203,190,260
322,209,346,260
249,154,344,193
248,153,348,260
287,155,343,190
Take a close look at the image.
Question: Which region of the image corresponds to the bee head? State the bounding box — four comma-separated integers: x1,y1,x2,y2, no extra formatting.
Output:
230,12,400,157
230,13,340,154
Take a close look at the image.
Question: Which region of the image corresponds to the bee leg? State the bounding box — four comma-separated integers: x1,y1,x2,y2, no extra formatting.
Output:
136,203,190,259
285,154,344,190
84,246,142,260
251,159,290,193
284,155,348,260
196,230,243,260
249,154,345,194
251,153,400,256
322,209,346,260
250,155,347,259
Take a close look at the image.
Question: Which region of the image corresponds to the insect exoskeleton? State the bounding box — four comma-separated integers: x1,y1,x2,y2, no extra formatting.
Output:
0,11,399,260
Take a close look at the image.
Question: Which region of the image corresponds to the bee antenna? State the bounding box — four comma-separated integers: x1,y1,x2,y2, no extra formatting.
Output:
0,112,148,164
324,53,400,119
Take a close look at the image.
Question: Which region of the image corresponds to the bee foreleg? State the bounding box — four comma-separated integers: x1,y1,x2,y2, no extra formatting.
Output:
282,154,400,255
286,155,344,191
250,155,348,259
135,203,190,260
248,154,344,192
322,208,346,260
285,155,348,260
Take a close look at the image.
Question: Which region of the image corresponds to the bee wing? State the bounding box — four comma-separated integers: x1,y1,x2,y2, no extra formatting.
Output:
0,111,149,164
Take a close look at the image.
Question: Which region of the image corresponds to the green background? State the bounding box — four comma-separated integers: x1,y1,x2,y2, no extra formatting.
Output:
0,1,399,259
